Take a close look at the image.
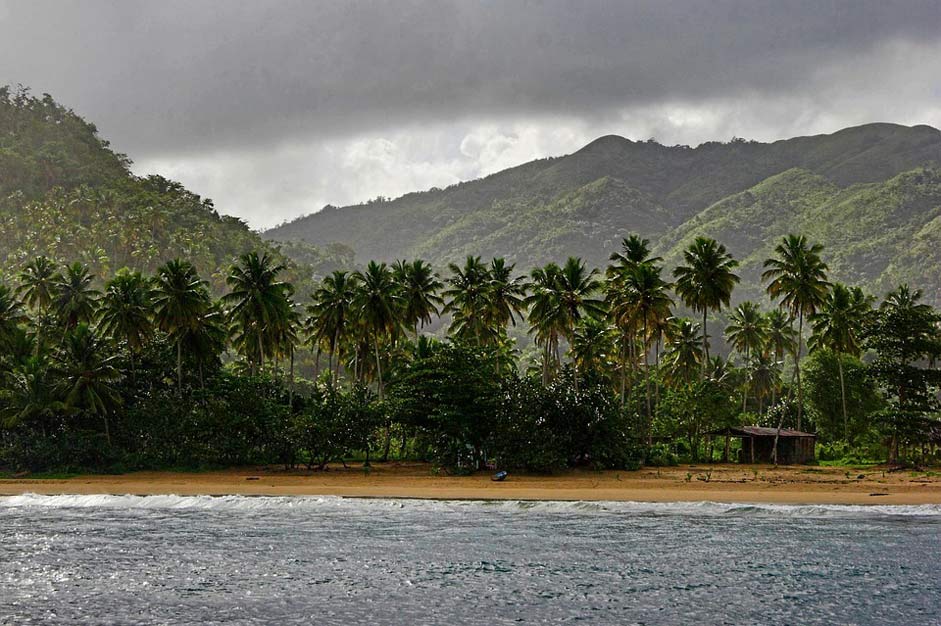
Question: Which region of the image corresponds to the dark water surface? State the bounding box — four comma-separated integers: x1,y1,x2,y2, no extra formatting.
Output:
1,495,939,625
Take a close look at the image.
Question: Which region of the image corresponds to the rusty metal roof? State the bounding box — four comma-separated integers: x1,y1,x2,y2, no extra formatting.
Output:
708,426,817,438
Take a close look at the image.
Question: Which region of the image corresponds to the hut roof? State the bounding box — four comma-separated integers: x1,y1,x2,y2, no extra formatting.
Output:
708,426,817,438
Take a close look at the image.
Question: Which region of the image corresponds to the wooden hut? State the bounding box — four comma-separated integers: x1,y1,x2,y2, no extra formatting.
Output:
708,426,817,464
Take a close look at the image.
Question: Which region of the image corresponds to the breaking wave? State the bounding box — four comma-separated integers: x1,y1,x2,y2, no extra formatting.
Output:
2,493,940,518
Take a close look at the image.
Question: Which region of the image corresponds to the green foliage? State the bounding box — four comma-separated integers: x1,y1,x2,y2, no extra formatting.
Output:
388,341,501,468
655,379,737,461
492,373,641,472
803,350,883,443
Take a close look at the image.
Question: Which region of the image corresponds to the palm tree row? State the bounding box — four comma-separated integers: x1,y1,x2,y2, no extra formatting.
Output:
2,233,862,433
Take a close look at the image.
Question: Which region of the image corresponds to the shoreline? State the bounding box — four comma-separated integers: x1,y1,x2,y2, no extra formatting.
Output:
3,463,941,505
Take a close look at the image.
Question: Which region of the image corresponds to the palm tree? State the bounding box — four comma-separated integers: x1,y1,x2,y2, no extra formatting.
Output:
443,256,491,344
0,285,28,348
151,259,211,395
52,262,100,331
0,353,62,434
526,263,566,384
98,269,152,382
763,308,797,409
353,261,401,399
749,352,781,415
762,235,830,430
393,259,443,336
556,257,605,389
571,316,615,378
16,256,58,352
16,255,57,323
354,261,401,461
180,302,228,389
725,301,768,414
484,257,528,336
52,324,122,445
673,237,740,377
16,256,57,311
308,271,359,384
661,318,704,386
809,283,872,439
606,235,661,276
223,252,294,375
621,262,674,432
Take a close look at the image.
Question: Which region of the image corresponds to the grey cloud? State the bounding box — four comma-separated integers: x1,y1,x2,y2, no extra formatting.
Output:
2,0,939,159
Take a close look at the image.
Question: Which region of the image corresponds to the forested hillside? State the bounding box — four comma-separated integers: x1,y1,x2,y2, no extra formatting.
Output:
0,86,319,293
267,123,941,301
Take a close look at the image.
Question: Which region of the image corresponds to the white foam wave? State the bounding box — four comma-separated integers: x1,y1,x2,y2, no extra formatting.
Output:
1,493,940,518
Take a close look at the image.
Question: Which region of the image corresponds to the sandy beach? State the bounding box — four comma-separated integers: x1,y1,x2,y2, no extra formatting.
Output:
2,463,941,505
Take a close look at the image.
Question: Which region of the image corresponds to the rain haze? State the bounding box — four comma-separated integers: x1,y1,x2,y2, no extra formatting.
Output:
1,0,939,229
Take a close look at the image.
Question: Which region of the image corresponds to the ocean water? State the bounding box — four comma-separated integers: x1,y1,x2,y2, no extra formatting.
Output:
1,495,940,625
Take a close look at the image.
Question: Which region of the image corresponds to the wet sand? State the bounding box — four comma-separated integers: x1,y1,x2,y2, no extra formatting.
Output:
3,463,941,505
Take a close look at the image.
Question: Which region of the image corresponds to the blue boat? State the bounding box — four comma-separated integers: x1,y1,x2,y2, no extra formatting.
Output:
491,471,508,482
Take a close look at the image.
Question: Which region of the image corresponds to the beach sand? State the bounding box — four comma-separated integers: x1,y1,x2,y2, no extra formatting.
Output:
2,463,941,505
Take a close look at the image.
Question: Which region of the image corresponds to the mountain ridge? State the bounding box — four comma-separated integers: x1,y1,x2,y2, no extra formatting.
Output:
266,122,941,300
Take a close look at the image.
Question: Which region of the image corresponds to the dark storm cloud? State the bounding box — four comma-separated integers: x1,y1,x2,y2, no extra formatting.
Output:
2,0,939,158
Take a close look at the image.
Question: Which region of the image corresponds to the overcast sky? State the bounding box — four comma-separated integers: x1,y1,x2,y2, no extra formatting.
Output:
2,1,940,229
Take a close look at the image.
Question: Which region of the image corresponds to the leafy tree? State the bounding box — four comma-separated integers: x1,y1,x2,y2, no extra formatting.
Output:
862,284,941,463
673,237,739,376
803,349,881,444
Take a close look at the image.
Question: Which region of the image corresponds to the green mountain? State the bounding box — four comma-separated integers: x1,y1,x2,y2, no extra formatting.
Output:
267,122,941,300
0,87,319,293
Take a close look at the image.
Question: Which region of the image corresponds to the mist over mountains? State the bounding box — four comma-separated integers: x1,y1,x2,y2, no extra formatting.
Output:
267,123,941,302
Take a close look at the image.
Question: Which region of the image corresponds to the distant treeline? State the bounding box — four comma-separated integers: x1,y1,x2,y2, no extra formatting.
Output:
2,233,940,473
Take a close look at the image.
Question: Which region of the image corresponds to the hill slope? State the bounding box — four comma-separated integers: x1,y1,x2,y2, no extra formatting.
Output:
0,87,319,293
267,123,941,269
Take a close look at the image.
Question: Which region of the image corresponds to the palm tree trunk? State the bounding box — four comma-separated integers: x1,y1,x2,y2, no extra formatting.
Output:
655,332,661,406
289,346,295,409
742,347,749,415
620,340,627,408
702,309,709,378
643,314,651,445
796,312,804,431
258,333,265,377
374,334,391,462
176,339,182,397
838,356,848,441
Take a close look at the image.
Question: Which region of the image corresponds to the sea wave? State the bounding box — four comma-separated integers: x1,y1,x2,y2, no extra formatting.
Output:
2,493,940,518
